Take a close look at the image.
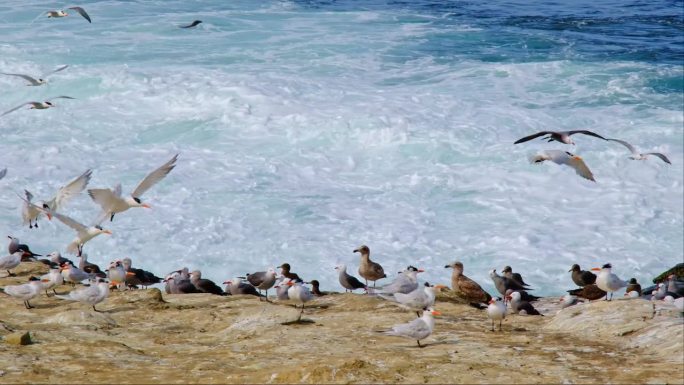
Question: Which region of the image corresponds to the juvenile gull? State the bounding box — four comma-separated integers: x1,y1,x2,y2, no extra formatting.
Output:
334,264,366,292
1,276,45,309
309,280,327,297
514,130,606,145
379,307,440,347
88,154,178,222
608,138,671,164
445,261,492,304
490,269,528,296
52,212,112,255
567,284,607,301
2,65,69,86
569,264,597,287
21,169,92,229
354,245,386,288
626,278,642,296
1,96,75,117
592,263,628,301
531,150,596,182
278,263,303,283
46,7,91,23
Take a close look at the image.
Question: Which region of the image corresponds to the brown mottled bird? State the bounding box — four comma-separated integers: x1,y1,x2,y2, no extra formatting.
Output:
444,261,491,304
354,245,386,288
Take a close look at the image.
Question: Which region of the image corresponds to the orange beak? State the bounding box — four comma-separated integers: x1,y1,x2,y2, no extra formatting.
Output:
590,267,601,271
41,279,51,283
223,281,231,284
142,203,151,209
417,269,425,273
126,272,136,276
103,230,113,235
434,284,447,290
431,310,442,316
286,281,294,286
573,156,583,160
46,213,52,220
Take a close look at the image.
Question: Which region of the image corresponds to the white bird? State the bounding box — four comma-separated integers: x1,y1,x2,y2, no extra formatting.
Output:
487,297,508,331
88,154,178,223
1,96,75,117
1,65,69,86
0,251,24,276
60,261,93,285
1,277,45,309
47,7,91,23
373,266,424,295
608,138,671,164
334,264,367,292
530,150,596,182
286,280,314,321
52,212,112,256
56,278,110,312
21,169,92,229
560,294,582,309
40,267,64,296
0,168,7,180
591,263,628,301
274,276,290,300
379,307,441,347
381,283,445,316
107,260,127,290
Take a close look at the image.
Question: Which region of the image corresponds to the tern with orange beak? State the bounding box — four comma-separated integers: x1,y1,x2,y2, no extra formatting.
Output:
383,282,446,316
1,276,46,309
88,154,178,222
379,307,441,347
374,266,424,295
530,150,596,182
486,297,508,331
1,96,75,117
286,279,314,321
56,278,110,312
592,263,628,301
46,7,91,23
52,212,112,256
0,251,25,277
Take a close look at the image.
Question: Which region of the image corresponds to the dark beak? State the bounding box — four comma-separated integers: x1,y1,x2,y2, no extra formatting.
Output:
444,265,450,268
353,249,359,253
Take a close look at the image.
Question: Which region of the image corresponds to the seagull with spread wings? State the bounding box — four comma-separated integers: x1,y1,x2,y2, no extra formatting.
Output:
530,150,596,182
88,154,178,222
608,138,671,164
514,130,607,145
1,65,69,86
1,96,75,117
46,7,91,23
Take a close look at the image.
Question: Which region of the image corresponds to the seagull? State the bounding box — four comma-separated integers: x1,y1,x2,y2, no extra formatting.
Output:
20,169,92,229
47,7,91,23
277,263,303,283
243,268,277,300
591,263,628,301
1,65,69,86
531,150,596,182
487,297,508,331
514,130,606,145
445,261,492,305
501,266,531,288
508,291,542,315
286,280,314,321
625,278,642,296
0,168,6,180
88,154,178,222
1,96,75,117
607,138,671,164
490,269,528,297
51,212,112,256
56,278,110,312
189,270,226,295
1,276,46,309
379,307,441,348
354,245,386,288
223,277,262,297
334,264,367,293
179,20,202,29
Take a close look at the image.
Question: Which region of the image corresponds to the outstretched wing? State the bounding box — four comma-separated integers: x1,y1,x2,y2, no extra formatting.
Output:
52,212,87,232
0,168,6,180
567,156,596,182
645,152,672,164
131,154,178,198
568,130,607,141
68,7,91,23
1,102,31,117
514,131,553,144
51,169,92,211
41,65,69,78
47,95,76,101
1,73,40,86
607,138,638,155
88,188,122,210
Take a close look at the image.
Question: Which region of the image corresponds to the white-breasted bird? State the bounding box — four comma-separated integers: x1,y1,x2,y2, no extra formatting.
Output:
0,251,24,276
1,276,46,309
607,138,672,164
381,282,446,316
591,263,628,301
60,261,93,285
2,65,69,86
286,279,314,321
46,7,91,23
1,96,75,117
530,150,596,182
40,267,64,296
379,307,441,347
52,212,112,256
88,154,178,223
56,278,110,312
486,297,508,331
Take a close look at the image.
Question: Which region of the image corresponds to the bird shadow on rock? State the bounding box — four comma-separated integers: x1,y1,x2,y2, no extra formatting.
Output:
280,318,316,326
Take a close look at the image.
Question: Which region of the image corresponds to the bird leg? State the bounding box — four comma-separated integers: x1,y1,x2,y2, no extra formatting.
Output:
490,320,495,332
24,300,33,309
417,340,423,348
499,320,503,331
297,304,305,321
110,213,115,222
416,311,421,317
7,270,15,277
93,305,100,312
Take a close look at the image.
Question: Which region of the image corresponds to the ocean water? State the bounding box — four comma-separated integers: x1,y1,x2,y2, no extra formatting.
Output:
0,0,682,296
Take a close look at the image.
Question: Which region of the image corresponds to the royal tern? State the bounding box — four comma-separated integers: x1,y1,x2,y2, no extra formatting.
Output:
514,130,606,145
190,270,226,295
531,150,596,182
354,245,386,288
0,251,24,276
383,283,446,316
374,266,423,295
56,278,110,312
1,276,46,309
334,264,366,292
61,261,94,286
107,260,129,290
502,266,532,288
592,263,628,301
1,65,69,86
180,20,202,28
487,297,508,331
509,291,542,315
223,277,262,297
243,268,277,300
20,169,92,229
52,212,112,256
608,138,671,164
47,7,91,23
88,154,178,222
379,307,440,347
569,264,597,287
277,263,303,283
286,280,314,321
1,96,75,117
40,267,64,296
445,261,492,304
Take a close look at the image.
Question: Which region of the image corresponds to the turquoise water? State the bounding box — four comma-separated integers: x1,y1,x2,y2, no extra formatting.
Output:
0,0,682,295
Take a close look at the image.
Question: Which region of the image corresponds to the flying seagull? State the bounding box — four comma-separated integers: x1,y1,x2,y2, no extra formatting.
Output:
514,130,606,145
88,154,178,222
608,138,671,164
1,65,69,86
180,20,202,29
530,150,596,182
47,7,91,23
1,96,75,117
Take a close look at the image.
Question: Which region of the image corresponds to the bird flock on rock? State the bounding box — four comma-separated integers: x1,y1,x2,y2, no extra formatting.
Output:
0,6,680,348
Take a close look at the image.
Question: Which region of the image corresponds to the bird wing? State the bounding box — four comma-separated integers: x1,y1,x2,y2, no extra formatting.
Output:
47,95,76,101
645,153,672,164
567,156,596,182
5,284,34,297
514,131,553,144
68,7,91,23
41,65,69,78
0,168,6,180
52,212,87,233
24,189,33,202
607,138,638,155
567,130,607,140
458,276,489,301
88,188,123,210
393,318,429,338
51,169,92,211
1,73,40,85
1,102,31,117
131,154,178,198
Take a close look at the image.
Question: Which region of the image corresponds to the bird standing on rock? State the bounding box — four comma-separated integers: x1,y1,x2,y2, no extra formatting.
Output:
190,270,226,295
592,263,627,301
1,276,46,309
445,261,492,305
487,297,508,331
334,264,366,293
278,263,303,283
569,264,597,287
354,245,386,288
243,268,277,300
379,307,441,348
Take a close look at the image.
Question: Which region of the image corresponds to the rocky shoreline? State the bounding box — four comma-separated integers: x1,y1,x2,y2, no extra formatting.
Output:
0,262,682,384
